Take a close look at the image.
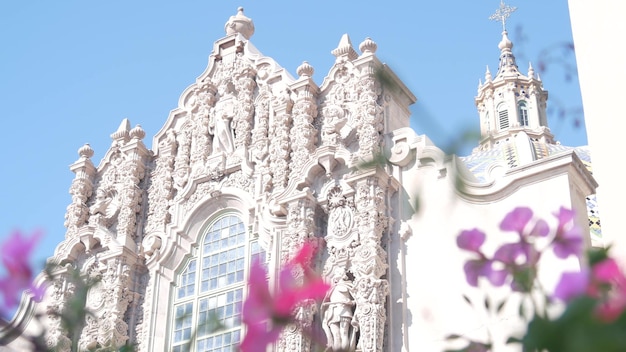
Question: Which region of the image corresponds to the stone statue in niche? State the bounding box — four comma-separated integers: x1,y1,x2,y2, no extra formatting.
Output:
210,80,237,154
321,271,358,351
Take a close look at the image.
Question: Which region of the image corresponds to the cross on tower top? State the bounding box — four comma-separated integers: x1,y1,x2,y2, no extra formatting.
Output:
489,0,517,31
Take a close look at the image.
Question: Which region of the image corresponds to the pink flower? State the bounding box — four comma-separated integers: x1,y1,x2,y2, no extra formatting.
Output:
553,258,626,322
591,258,626,322
0,230,43,314
240,242,330,352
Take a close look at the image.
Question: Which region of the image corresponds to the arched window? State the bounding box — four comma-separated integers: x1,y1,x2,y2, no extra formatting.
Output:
170,213,266,352
518,101,529,126
497,103,509,129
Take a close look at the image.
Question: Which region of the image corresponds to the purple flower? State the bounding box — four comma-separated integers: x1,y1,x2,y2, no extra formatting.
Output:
529,219,550,237
500,207,533,234
463,259,506,287
494,241,539,265
554,206,575,233
0,230,43,314
552,222,583,259
493,242,526,265
553,270,589,302
492,241,540,292
457,229,486,253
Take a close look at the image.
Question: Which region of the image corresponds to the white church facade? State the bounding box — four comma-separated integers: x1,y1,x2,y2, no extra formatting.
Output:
1,7,598,352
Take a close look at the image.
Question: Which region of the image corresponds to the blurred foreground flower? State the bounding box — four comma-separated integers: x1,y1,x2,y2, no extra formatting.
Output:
240,242,330,352
0,230,44,316
458,206,582,293
451,207,626,352
554,256,626,323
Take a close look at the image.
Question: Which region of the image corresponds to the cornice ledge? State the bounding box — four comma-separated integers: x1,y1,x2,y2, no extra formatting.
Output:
456,150,597,203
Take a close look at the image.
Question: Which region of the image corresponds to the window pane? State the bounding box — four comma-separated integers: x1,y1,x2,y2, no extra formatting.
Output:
173,302,193,344
171,214,249,352
177,259,196,299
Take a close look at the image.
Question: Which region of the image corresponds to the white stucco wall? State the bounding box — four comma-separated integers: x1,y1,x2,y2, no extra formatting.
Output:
401,153,593,352
568,1,626,262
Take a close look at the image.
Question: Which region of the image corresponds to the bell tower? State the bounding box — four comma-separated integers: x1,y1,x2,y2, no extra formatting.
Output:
475,1,553,151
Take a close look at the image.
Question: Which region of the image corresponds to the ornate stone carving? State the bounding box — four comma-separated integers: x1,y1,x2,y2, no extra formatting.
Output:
96,259,134,349
350,178,389,352
355,67,383,161
64,144,96,237
116,133,148,240
210,80,237,154
289,64,318,180
173,125,191,190
233,56,257,151
134,270,151,352
320,104,347,146
251,90,271,163
325,186,356,250
353,277,389,352
181,182,217,212
268,86,293,191
189,83,216,176
144,130,176,237
251,89,272,192
321,270,358,351
45,270,73,352
223,169,254,194
276,198,318,352
89,183,120,229
42,14,417,352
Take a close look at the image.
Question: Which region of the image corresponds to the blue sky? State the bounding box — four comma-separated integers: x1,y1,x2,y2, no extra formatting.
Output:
0,1,584,268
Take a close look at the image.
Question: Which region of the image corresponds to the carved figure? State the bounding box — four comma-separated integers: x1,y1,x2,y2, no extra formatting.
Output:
321,273,358,351
210,80,237,154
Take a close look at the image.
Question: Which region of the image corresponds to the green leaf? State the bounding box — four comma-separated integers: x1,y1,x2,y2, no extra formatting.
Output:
518,302,526,319
496,299,507,314
444,334,462,340
587,246,610,266
462,294,472,307
506,336,522,345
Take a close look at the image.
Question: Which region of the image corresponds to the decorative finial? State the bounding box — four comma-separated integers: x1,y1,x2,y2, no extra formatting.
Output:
485,65,492,82
130,124,146,140
225,6,255,39
332,34,358,61
78,143,94,159
489,0,517,31
359,37,378,55
297,61,314,78
111,118,131,141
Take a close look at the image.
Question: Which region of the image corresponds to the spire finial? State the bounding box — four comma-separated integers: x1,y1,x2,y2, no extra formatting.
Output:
528,62,535,78
489,0,517,31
